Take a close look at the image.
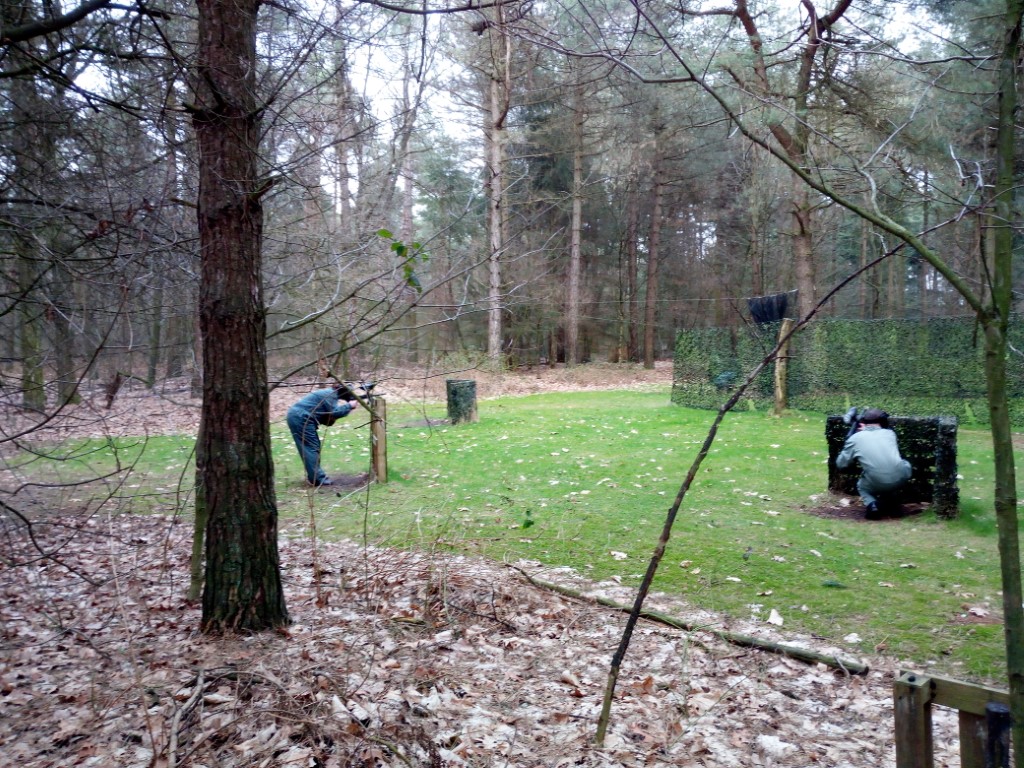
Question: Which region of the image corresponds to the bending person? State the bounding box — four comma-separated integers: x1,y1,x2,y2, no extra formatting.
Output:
287,383,356,487
836,408,912,519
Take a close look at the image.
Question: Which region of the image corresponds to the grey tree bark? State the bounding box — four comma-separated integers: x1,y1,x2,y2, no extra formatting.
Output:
485,6,511,362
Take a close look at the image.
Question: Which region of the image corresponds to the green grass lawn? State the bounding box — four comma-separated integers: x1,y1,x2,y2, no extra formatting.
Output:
24,387,1015,684
278,389,1012,684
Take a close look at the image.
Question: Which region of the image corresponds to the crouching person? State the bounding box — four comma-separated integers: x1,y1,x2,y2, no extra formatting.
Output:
287,383,356,487
836,408,912,519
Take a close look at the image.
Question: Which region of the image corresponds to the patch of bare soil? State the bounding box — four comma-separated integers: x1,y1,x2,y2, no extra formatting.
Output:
805,495,932,523
0,514,964,768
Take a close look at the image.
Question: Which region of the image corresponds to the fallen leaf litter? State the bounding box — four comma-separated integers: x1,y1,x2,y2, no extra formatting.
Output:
0,513,965,768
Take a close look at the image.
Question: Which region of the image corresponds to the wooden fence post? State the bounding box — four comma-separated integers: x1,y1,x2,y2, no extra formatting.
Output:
959,708,986,768
894,672,934,768
893,673,1011,768
370,397,387,483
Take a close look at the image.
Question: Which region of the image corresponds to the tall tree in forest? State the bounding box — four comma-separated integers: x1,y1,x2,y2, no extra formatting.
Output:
983,1,1024,751
4,1,60,412
643,114,667,370
191,0,287,631
482,2,513,361
721,0,854,320
565,67,585,366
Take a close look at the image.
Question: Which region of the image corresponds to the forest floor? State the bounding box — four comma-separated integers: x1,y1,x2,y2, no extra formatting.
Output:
0,362,967,767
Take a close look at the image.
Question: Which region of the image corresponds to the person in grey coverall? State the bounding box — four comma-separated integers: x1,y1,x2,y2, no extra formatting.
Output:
287,383,356,487
836,408,912,518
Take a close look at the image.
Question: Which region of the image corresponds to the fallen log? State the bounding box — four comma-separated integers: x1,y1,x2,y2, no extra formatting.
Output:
519,571,868,676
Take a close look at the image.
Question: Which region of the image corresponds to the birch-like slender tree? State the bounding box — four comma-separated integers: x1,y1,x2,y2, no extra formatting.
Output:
484,4,512,361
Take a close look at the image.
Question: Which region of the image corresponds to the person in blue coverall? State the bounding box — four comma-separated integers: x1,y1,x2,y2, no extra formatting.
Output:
836,408,912,519
287,383,356,487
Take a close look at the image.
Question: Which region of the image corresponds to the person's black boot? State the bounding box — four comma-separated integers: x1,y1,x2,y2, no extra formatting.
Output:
865,501,880,520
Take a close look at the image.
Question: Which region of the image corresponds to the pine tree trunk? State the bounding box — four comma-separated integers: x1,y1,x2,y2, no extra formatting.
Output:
643,156,665,370
626,172,640,363
485,10,510,363
7,30,48,412
147,278,164,388
193,0,287,632
51,261,80,406
566,79,584,367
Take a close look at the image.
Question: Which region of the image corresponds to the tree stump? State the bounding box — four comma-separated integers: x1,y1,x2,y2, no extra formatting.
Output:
446,379,478,424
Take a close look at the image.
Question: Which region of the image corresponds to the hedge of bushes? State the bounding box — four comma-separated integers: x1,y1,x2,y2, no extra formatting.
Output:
671,316,1024,427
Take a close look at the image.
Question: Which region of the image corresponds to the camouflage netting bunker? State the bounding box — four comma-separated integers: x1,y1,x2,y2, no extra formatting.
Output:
446,379,478,424
825,414,960,519
671,316,1024,427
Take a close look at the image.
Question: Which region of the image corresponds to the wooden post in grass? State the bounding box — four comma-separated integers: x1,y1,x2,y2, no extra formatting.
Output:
370,397,387,483
773,318,794,416
446,379,477,424
894,672,934,768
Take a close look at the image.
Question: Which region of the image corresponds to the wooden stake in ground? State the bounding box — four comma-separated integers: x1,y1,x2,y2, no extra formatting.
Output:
370,398,387,483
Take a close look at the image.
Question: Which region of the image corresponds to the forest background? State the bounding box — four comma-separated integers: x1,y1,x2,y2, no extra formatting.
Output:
4,0,1024,759
2,0,1013,391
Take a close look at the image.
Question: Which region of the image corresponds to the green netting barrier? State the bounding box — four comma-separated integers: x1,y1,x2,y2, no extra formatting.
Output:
671,316,1024,427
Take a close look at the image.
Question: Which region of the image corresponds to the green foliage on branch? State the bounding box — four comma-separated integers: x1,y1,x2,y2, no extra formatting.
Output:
377,228,428,292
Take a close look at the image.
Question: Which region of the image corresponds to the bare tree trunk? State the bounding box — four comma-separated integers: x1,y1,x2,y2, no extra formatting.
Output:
7,26,48,412
987,2,1024,753
565,79,584,367
147,276,164,388
164,309,188,379
790,181,816,320
748,225,764,299
731,0,855,319
190,300,202,398
643,156,665,370
858,215,869,318
485,20,510,363
17,244,46,410
51,260,80,405
889,250,904,318
918,168,931,319
626,172,641,363
192,0,287,632
772,318,793,415
401,151,419,364
396,22,423,365
332,38,355,240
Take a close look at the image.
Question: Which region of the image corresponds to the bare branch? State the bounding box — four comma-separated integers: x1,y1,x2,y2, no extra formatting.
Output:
0,0,114,45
